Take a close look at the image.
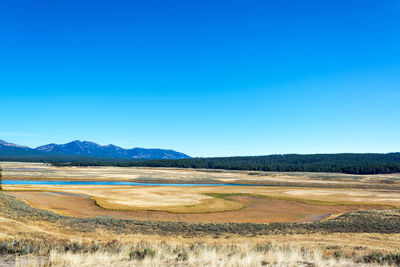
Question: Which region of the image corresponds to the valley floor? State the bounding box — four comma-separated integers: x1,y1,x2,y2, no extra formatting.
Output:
1,162,400,266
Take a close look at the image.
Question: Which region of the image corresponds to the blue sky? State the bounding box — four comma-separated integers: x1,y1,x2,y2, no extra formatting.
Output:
0,0,399,157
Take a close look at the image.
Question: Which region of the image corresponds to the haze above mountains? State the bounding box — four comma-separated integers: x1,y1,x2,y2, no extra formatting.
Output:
0,139,190,160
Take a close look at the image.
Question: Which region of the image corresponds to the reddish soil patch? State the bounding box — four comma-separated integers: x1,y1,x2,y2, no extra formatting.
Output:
5,192,385,223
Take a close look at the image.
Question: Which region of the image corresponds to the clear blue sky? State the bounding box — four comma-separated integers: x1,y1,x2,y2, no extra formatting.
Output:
0,0,399,157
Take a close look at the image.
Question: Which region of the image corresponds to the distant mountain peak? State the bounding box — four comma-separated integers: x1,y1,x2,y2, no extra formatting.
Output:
0,139,29,149
33,140,190,159
0,139,190,160
69,140,98,145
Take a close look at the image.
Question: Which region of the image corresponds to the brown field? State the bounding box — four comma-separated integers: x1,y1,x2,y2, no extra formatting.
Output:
2,162,400,223
6,191,391,223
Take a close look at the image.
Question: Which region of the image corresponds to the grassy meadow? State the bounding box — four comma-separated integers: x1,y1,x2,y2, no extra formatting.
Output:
1,162,400,266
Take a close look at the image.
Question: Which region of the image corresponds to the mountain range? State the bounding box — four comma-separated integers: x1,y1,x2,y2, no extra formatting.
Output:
0,140,190,160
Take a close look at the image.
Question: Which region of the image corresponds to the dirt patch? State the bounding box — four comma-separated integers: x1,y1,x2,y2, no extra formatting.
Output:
4,192,387,223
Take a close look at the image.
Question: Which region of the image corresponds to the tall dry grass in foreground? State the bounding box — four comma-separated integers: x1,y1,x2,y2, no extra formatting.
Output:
15,242,382,267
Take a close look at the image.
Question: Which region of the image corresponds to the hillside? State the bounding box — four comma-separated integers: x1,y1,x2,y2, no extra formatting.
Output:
0,140,190,160
0,140,49,157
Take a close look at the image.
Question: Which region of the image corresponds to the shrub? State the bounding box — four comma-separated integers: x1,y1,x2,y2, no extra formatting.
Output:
363,251,400,265
129,248,156,260
176,251,189,262
333,251,343,259
64,242,82,253
0,242,12,254
256,243,273,252
325,245,340,250
0,240,30,255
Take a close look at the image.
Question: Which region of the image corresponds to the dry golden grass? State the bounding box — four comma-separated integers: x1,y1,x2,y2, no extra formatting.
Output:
5,219,400,267
1,206,400,266
2,208,400,255
2,208,399,266
14,243,369,267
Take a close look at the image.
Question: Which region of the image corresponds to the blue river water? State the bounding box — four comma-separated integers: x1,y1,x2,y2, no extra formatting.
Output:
2,180,271,187
3,180,395,190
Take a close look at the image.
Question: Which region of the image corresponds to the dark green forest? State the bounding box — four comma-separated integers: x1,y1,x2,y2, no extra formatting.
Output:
13,153,399,175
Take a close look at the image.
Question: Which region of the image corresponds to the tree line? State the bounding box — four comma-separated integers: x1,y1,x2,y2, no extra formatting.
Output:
45,153,400,175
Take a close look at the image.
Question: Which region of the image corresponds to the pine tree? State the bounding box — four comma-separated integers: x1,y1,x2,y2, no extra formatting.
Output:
0,167,2,191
